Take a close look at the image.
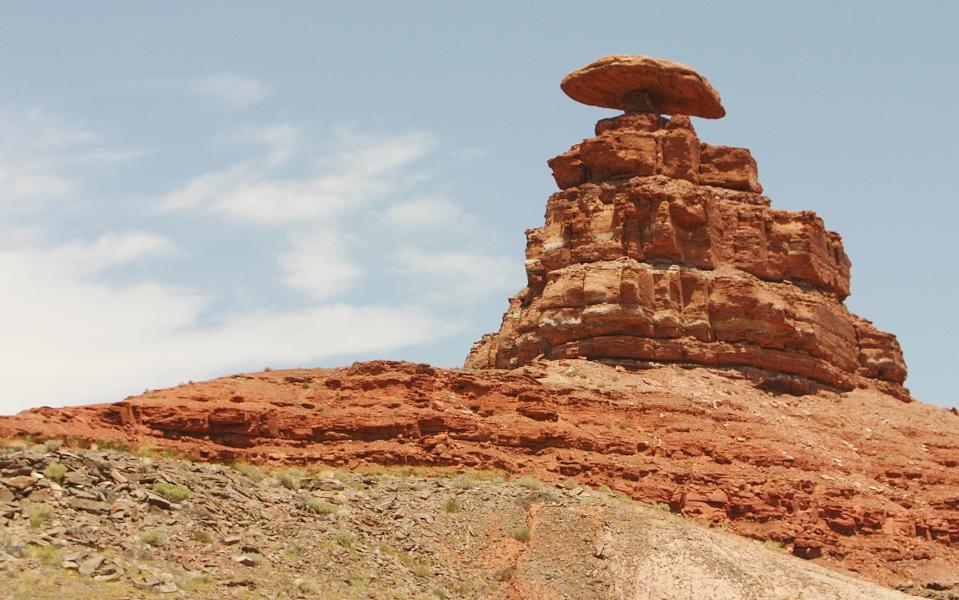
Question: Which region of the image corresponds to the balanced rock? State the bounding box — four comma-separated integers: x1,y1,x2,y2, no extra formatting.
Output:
561,54,726,118
467,55,908,397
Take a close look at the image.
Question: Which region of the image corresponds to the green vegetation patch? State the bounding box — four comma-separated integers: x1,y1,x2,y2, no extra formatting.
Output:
152,482,191,503
28,504,54,529
511,526,531,543
42,463,67,482
304,497,339,515
139,530,168,547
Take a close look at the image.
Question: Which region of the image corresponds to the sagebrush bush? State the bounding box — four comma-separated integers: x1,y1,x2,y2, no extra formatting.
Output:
233,462,265,482
152,482,191,503
305,498,338,515
28,504,54,529
515,476,541,490
191,529,214,543
42,463,67,482
140,530,167,547
511,526,531,543
277,469,302,490
334,531,356,549
451,474,475,490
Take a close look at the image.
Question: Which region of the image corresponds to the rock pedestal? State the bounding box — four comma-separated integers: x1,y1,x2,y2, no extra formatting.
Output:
467,55,907,396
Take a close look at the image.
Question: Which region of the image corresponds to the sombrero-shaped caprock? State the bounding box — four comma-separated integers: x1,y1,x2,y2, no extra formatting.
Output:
560,54,726,118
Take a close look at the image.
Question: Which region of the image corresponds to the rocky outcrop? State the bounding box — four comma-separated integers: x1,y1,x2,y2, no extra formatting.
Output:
1,360,956,589
467,56,908,396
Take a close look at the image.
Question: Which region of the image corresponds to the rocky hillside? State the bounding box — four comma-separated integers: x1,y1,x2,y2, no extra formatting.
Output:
0,442,928,599
2,359,957,595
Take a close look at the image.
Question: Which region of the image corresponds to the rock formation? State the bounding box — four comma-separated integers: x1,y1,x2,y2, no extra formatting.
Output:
467,55,908,398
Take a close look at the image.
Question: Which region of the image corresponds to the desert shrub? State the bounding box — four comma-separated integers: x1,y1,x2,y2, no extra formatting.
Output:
349,571,370,591
232,462,265,482
296,578,319,594
26,545,61,565
42,463,67,482
95,439,131,452
42,439,63,451
277,469,303,490
515,476,541,490
305,498,338,515
246,553,265,566
28,504,54,529
451,474,475,490
176,572,215,593
443,498,463,513
191,529,214,543
511,527,531,543
140,530,167,547
152,482,191,503
410,560,432,578
761,539,786,552
334,531,356,549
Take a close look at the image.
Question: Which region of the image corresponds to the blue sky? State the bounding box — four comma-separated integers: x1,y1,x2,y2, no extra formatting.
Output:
1,2,956,412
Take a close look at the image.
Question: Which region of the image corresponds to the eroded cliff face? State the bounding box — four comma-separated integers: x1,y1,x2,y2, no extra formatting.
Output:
466,113,907,396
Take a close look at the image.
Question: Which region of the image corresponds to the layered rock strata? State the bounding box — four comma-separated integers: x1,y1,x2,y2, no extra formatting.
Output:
467,57,907,396
1,360,956,588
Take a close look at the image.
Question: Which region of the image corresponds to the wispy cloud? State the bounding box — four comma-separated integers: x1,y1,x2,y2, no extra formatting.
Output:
0,107,512,414
0,235,445,412
0,165,71,202
390,246,518,304
0,107,145,206
38,232,179,275
279,231,360,301
196,72,271,108
383,197,468,231
160,129,438,224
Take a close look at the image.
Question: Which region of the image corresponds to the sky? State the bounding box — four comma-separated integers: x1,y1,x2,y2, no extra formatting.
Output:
1,1,957,413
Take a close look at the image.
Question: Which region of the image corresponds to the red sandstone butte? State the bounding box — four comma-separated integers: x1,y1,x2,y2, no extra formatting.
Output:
467,56,907,401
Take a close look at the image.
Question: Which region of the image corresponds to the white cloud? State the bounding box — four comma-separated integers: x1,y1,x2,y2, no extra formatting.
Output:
0,164,71,202
0,107,144,206
0,107,97,151
0,236,448,414
219,124,298,167
383,197,466,230
390,246,518,304
0,108,507,414
160,129,438,225
196,72,271,108
40,232,179,274
279,231,360,300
